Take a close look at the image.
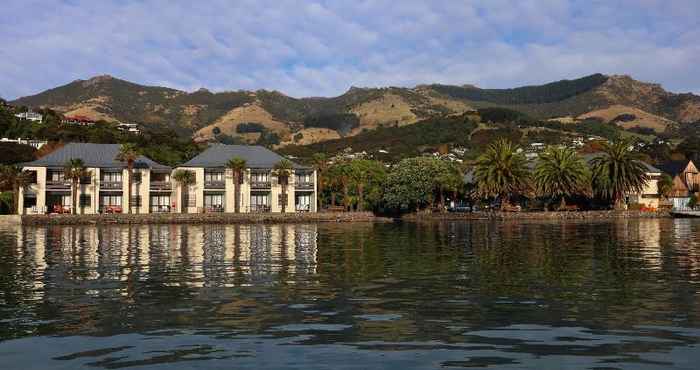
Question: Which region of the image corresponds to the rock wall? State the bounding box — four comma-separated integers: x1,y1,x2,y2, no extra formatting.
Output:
21,212,388,226
405,210,671,221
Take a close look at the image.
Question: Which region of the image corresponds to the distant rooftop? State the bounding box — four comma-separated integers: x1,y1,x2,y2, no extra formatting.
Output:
181,144,306,169
23,143,170,170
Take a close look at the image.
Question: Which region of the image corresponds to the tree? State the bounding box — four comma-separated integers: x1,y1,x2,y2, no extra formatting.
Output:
591,140,650,209
0,165,33,214
226,157,247,213
473,139,531,210
534,146,590,209
658,173,674,200
173,169,196,213
348,159,387,211
383,157,445,212
63,159,89,215
273,159,294,213
116,143,139,214
436,161,464,211
312,153,328,209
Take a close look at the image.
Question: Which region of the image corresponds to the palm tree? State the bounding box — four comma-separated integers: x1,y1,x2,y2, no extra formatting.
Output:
438,162,465,211
226,157,247,213
534,146,590,210
312,153,328,210
273,159,294,213
0,165,33,214
115,143,139,214
591,140,650,209
64,158,90,215
173,169,196,213
474,139,531,210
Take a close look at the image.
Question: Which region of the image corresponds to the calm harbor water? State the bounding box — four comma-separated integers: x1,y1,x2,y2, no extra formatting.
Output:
0,220,699,369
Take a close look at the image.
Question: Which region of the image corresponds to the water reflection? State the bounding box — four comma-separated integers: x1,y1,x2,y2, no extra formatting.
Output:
1,220,699,369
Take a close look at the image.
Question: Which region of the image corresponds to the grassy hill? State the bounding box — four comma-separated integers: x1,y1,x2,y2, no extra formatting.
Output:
10,73,700,144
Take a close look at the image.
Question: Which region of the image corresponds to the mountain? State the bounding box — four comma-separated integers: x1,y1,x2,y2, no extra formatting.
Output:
11,73,700,144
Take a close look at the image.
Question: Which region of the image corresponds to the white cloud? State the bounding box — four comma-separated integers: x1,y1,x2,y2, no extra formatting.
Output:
0,0,698,99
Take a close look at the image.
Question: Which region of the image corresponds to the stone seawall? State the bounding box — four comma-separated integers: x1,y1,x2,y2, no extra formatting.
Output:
404,210,671,221
0,215,21,226
21,212,389,226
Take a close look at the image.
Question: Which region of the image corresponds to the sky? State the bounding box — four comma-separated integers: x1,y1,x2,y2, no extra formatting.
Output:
1,0,699,100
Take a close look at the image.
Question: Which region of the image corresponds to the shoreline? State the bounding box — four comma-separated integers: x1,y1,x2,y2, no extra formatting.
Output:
20,212,390,226
403,210,671,221
15,210,674,226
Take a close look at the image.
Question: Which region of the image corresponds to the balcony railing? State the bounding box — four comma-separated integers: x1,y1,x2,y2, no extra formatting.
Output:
295,182,314,190
204,180,225,189
46,180,70,190
100,181,123,190
250,204,271,213
204,205,225,213
150,205,172,213
150,181,172,191
250,181,271,189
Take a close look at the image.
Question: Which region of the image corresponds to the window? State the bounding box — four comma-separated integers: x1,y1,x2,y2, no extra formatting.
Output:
296,194,311,206
132,172,142,183
80,175,92,184
152,172,170,182
60,195,71,206
250,193,270,206
100,195,122,207
79,194,91,207
204,171,224,182
150,195,171,213
150,195,170,206
48,170,65,182
295,172,312,183
101,171,122,183
251,172,269,183
204,193,224,207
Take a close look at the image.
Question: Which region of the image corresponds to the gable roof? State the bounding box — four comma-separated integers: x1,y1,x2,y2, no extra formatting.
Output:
23,143,170,170
181,144,307,169
657,160,692,177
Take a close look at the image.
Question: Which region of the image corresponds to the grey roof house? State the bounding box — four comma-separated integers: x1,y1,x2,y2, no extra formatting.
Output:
180,144,307,169
23,143,170,170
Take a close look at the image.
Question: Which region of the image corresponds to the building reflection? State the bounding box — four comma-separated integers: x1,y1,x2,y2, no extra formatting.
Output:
20,223,319,290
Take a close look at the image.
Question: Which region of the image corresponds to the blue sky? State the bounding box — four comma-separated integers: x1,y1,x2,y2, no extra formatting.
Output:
1,0,698,99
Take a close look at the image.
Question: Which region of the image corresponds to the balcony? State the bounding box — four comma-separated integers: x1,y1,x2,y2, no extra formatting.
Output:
250,181,271,189
150,181,172,191
295,182,314,190
100,181,123,190
250,204,271,213
149,205,172,213
46,180,70,190
204,180,225,189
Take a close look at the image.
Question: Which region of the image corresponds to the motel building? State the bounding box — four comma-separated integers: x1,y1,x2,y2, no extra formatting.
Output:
19,143,172,214
19,143,317,214
175,144,317,213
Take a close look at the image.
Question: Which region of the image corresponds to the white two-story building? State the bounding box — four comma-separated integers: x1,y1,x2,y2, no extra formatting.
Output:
176,144,317,213
19,143,172,214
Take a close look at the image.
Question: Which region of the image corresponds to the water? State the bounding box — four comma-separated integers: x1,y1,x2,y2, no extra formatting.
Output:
0,220,699,369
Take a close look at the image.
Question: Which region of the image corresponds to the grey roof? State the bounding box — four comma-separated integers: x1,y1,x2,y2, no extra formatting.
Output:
181,144,307,169
23,143,170,170
657,160,691,177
